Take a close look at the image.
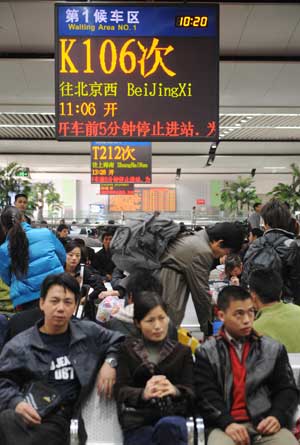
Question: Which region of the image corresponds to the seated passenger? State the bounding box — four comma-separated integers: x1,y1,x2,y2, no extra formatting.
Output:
92,232,115,281
0,273,124,445
72,238,96,268
225,255,243,286
56,224,70,247
64,240,105,299
101,269,177,340
115,291,194,445
195,285,298,445
250,268,300,353
0,206,66,311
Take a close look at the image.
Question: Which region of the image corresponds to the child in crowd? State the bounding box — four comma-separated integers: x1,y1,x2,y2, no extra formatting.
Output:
224,254,243,286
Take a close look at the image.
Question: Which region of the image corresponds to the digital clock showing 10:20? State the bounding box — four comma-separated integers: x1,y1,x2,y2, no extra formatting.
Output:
175,15,208,28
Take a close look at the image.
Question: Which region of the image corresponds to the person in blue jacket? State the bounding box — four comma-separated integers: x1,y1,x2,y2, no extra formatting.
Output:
0,206,66,311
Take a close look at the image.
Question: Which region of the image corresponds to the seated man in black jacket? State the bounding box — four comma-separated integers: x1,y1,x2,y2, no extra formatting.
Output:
195,285,298,445
92,232,115,281
0,273,123,445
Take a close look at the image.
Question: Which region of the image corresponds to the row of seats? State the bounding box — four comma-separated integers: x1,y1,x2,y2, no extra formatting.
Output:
70,354,300,445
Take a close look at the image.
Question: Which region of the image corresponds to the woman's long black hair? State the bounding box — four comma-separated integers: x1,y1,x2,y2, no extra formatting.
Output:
133,291,168,323
0,206,29,278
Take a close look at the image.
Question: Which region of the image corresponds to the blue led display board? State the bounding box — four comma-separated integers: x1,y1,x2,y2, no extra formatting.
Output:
55,3,219,141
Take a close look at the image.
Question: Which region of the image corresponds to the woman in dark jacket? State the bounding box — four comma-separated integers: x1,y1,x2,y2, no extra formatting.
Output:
114,291,194,445
64,240,105,299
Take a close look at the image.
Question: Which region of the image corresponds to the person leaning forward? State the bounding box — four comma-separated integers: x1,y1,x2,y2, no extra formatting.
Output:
160,222,245,336
194,285,298,445
0,273,124,445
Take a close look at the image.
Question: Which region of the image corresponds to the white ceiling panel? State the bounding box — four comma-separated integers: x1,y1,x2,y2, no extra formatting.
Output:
0,151,299,174
220,4,254,54
21,59,54,98
222,62,291,107
236,5,300,55
0,3,21,52
286,18,300,54
0,60,28,100
264,63,300,106
11,1,54,53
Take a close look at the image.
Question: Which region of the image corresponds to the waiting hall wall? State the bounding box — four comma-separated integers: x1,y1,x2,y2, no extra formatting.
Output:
29,171,294,217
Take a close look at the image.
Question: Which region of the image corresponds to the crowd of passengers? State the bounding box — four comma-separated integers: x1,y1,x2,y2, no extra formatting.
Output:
0,195,299,445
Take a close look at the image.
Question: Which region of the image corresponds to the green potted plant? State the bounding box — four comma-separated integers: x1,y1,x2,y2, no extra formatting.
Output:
220,176,259,216
268,163,300,213
0,162,31,207
28,182,63,221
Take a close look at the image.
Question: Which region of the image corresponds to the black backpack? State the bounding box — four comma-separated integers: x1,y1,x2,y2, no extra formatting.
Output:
110,213,180,273
242,236,285,287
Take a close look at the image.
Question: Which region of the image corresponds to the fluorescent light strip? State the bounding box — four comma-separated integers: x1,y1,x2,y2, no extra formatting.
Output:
220,113,300,117
0,124,54,128
221,126,300,129
0,112,55,115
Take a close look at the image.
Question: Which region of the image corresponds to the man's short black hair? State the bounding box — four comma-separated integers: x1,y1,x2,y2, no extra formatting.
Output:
250,228,264,238
101,231,113,242
57,224,68,232
14,193,28,201
253,202,261,210
206,222,246,252
261,199,292,231
249,268,282,303
40,273,80,303
217,285,251,311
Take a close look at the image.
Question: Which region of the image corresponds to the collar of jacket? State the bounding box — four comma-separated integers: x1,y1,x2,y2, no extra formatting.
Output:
216,325,261,344
31,318,87,350
21,222,31,231
264,228,295,239
5,221,30,240
131,337,177,367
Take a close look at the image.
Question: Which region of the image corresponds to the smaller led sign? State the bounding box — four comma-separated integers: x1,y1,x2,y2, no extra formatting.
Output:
91,141,151,184
100,183,134,195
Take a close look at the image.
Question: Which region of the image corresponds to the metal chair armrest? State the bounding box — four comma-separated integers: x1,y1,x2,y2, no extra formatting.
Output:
195,417,205,445
70,418,79,444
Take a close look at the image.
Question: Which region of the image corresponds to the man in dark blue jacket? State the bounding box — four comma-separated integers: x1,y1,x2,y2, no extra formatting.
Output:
0,273,123,445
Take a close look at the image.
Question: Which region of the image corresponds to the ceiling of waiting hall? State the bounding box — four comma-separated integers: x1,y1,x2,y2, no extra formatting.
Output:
0,1,300,154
